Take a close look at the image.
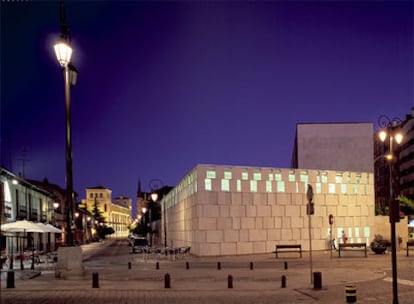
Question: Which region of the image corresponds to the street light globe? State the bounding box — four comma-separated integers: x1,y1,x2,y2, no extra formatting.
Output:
142,207,147,214
151,192,158,202
394,132,403,145
378,130,387,142
53,202,59,209
54,39,72,67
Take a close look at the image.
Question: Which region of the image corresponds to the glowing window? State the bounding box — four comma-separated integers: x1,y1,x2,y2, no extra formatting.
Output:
253,173,262,181
205,179,212,191
221,179,230,192
353,185,358,194
268,174,274,181
250,180,257,192
288,171,295,182
266,181,272,193
237,180,241,192
275,173,282,181
224,171,232,179
277,181,285,192
321,172,328,183
207,171,216,179
300,172,308,183
242,172,248,180
316,183,322,193
335,174,343,184
328,184,335,194
341,184,347,194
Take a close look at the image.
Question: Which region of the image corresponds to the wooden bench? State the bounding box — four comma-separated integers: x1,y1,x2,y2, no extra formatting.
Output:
272,244,302,258
338,243,367,258
407,241,414,257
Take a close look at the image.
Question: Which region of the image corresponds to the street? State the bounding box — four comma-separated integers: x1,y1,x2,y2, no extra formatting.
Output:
1,239,413,303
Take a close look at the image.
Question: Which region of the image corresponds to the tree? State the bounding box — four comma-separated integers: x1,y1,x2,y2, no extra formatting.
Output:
397,195,414,215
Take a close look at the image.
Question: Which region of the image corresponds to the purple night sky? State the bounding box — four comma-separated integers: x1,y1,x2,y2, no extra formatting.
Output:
1,1,413,208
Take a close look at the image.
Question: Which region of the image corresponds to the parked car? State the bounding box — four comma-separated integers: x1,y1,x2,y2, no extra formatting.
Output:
131,238,149,253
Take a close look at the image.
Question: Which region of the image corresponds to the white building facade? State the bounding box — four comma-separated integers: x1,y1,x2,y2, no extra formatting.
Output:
163,164,406,257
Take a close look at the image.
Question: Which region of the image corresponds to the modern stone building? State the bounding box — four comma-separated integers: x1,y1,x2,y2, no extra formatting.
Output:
291,122,374,173
162,164,406,257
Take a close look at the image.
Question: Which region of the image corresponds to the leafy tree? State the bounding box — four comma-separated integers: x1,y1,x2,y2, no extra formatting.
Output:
397,195,414,215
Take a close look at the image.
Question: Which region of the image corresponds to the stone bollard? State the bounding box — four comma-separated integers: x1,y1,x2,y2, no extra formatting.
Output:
228,275,233,289
281,275,286,288
284,261,288,270
217,262,221,270
186,262,190,270
250,262,254,270
345,285,357,302
164,273,171,288
128,262,131,269
156,262,160,270
7,271,15,288
92,272,99,288
313,272,322,290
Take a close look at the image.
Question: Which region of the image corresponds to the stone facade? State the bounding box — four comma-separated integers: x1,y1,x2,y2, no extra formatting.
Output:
163,164,392,256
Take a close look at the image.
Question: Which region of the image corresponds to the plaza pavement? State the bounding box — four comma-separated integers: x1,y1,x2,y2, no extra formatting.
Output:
1,241,413,304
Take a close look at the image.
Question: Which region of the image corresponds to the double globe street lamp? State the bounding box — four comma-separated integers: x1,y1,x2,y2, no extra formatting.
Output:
377,115,404,304
149,179,167,250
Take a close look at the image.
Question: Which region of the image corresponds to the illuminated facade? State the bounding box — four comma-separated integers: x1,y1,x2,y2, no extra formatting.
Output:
162,164,407,256
80,186,131,237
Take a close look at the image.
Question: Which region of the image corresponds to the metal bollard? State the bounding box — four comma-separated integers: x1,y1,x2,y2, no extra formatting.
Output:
164,273,171,288
156,262,160,270
345,285,357,303
313,272,322,290
250,262,254,270
128,262,131,269
7,271,15,288
284,261,288,270
186,262,190,270
281,275,286,288
92,272,99,288
217,262,221,270
228,275,233,289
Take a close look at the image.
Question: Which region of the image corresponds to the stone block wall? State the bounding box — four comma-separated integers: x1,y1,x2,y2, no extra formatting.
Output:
165,165,382,256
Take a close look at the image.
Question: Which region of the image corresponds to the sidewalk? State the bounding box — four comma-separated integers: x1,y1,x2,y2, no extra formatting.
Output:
1,245,413,304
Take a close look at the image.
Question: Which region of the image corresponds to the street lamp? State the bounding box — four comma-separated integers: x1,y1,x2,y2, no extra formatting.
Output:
53,1,77,247
377,115,404,304
149,179,167,249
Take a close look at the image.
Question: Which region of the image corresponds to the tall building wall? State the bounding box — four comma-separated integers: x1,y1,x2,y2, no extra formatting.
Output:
292,123,374,173
163,164,383,257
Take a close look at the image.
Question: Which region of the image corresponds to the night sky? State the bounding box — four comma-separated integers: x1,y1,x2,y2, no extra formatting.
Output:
1,1,413,210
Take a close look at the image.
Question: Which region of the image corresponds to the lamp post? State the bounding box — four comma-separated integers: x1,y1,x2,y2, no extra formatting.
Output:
53,1,77,246
377,115,404,304
149,179,166,249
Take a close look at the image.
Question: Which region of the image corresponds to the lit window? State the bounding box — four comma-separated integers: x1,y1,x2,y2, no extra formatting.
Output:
221,179,230,192
268,174,274,181
329,184,335,194
356,175,362,184
321,172,328,183
341,184,347,194
335,174,343,184
275,173,282,181
242,172,248,180
205,179,212,191
277,181,285,192
288,171,295,182
250,180,257,192
237,180,241,192
316,183,322,193
300,171,308,183
266,181,272,192
207,171,216,179
353,185,358,194
253,173,262,181
224,171,232,179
